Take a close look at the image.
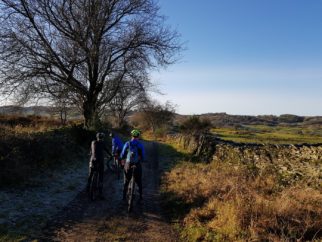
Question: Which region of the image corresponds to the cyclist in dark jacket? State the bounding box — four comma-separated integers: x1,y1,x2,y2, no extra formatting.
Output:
121,129,145,201
87,132,112,200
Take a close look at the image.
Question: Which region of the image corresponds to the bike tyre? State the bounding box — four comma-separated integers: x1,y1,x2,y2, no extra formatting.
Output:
107,157,115,172
127,176,135,213
89,172,99,201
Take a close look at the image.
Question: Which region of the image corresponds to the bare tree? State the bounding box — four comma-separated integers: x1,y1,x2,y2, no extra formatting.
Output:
49,86,73,125
137,99,176,134
0,0,181,129
106,72,151,128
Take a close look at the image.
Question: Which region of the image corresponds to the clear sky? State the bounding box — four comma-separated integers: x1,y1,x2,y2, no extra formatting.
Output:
152,0,322,116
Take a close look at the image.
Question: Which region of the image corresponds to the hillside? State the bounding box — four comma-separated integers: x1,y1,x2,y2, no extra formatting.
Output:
1,105,322,127
175,112,322,127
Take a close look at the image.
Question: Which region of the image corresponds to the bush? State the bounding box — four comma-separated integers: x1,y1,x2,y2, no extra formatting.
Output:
279,114,304,123
68,124,96,146
180,115,212,134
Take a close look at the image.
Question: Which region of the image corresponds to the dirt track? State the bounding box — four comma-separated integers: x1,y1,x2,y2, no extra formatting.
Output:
42,141,178,242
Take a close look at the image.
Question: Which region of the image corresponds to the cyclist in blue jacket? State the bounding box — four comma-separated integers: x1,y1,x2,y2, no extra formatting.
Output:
109,132,124,164
121,129,145,201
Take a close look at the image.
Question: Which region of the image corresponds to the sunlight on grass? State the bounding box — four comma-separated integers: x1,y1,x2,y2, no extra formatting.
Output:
211,124,322,144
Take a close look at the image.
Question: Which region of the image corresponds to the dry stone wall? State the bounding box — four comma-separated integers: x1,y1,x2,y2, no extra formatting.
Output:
168,133,322,186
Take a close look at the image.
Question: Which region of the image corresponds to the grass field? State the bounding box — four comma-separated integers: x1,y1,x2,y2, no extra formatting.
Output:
211,124,322,144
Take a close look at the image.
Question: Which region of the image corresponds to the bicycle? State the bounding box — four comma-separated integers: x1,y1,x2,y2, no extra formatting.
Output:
88,165,100,201
126,164,137,213
107,155,121,179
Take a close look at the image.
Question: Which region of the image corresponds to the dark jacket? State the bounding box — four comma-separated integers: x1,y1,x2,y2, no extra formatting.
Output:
90,140,111,162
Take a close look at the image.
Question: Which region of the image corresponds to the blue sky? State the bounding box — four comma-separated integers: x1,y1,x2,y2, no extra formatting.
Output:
152,0,322,115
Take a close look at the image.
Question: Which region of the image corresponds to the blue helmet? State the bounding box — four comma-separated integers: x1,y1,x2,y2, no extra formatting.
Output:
96,132,105,140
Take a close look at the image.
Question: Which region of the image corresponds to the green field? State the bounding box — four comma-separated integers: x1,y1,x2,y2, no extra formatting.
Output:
211,124,322,144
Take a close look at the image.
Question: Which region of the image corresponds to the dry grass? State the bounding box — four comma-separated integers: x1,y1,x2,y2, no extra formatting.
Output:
162,160,322,241
0,114,83,134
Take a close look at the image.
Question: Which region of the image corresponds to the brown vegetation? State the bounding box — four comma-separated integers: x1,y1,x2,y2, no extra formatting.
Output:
162,147,322,241
179,115,212,135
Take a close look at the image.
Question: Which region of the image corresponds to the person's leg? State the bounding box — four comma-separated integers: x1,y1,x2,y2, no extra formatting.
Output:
117,150,123,168
123,167,132,199
87,166,94,192
98,162,105,196
135,163,143,199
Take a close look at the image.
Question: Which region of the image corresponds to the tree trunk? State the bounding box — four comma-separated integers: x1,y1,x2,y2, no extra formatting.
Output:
60,109,67,125
116,111,126,128
83,99,100,130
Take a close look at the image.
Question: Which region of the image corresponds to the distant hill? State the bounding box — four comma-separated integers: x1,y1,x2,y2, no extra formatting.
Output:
0,105,54,117
174,112,322,127
1,105,321,126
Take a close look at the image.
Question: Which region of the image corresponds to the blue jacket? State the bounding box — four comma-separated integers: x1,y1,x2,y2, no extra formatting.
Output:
121,139,145,162
112,135,124,154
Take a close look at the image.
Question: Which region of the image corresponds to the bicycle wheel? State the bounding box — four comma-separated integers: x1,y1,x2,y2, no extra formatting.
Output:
89,171,99,201
127,175,135,213
107,156,115,172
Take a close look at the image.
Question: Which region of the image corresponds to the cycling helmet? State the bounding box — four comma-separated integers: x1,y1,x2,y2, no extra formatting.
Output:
96,132,105,140
131,129,140,137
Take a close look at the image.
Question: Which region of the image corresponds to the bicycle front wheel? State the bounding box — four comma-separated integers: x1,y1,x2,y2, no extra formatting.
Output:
89,172,99,201
107,157,115,172
127,176,135,213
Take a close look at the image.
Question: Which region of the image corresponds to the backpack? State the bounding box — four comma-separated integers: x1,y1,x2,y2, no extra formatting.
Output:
126,141,139,164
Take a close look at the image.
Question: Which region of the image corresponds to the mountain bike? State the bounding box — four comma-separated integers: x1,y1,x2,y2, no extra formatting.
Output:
107,155,121,179
127,164,137,213
88,165,100,201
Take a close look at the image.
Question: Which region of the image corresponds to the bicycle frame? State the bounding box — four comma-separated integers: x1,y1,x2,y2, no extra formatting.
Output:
107,156,121,179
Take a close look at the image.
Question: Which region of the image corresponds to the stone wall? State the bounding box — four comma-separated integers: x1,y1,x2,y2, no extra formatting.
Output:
168,133,322,185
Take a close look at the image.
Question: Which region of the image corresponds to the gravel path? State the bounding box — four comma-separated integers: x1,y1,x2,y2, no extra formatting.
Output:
42,141,179,242
0,160,88,238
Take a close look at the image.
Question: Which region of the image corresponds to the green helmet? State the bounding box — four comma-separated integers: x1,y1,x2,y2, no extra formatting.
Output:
131,129,140,137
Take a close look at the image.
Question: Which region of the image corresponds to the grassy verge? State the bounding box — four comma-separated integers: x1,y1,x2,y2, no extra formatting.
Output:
160,139,322,241
0,124,94,187
0,117,97,241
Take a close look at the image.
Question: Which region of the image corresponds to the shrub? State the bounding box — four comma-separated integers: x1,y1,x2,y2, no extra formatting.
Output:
180,116,212,134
